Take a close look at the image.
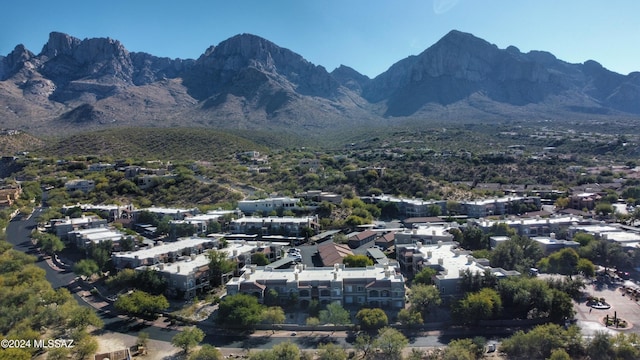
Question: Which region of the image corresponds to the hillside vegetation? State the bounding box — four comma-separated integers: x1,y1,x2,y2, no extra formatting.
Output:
37,127,268,161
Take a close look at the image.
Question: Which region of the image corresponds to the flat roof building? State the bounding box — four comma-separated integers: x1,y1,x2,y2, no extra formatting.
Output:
226,263,406,309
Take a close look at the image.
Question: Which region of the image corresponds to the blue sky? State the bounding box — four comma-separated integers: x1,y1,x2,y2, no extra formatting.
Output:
1,0,638,78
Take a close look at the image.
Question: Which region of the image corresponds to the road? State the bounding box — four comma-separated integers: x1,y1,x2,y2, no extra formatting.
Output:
5,208,512,352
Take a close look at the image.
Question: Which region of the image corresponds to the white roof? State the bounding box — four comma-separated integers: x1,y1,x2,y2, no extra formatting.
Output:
140,253,210,276
397,225,451,237
115,237,214,259
413,243,487,280
481,215,579,227
233,216,316,224
227,264,403,285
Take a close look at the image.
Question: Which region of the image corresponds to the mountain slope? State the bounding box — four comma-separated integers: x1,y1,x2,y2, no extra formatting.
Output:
1,30,639,139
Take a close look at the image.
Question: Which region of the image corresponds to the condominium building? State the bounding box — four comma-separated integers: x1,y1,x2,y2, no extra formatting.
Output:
237,197,301,214
112,237,218,269
397,242,519,302
226,263,406,309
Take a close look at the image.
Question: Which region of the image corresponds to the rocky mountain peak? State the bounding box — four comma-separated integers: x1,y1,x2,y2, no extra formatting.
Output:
0,44,35,80
41,32,82,58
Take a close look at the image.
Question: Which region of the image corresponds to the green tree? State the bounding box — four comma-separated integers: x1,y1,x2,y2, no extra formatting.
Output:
67,307,104,330
271,342,300,360
397,308,423,327
33,232,65,255
412,267,436,285
114,290,169,320
216,294,265,329
171,326,205,354
452,288,501,325
374,327,408,360
73,259,100,277
408,284,442,316
319,302,351,325
443,338,483,360
548,348,571,360
189,344,223,360
251,252,270,266
262,306,285,331
209,249,236,286
461,226,486,250
342,254,374,267
317,342,347,360
577,258,596,277
355,308,388,331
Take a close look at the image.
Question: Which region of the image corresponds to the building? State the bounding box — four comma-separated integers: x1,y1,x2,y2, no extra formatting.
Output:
229,216,319,237
65,179,95,193
369,195,446,218
48,215,108,240
138,253,211,299
225,263,406,309
237,197,301,215
347,230,378,249
397,242,519,301
474,215,586,238
317,242,353,266
531,235,580,255
296,190,343,205
134,207,199,221
112,237,218,269
68,227,125,250
463,196,541,218
394,225,454,246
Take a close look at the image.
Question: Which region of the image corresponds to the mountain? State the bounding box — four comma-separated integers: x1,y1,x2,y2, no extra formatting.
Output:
1,30,639,139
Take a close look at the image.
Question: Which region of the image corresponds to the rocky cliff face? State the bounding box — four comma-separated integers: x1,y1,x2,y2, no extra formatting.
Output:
0,30,639,137
364,30,640,117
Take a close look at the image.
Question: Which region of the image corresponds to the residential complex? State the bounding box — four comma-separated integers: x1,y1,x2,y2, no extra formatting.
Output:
237,197,302,214
226,263,406,309
397,241,519,302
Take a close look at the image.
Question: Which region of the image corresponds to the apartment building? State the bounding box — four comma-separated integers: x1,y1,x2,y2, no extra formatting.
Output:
397,242,518,302
226,263,406,309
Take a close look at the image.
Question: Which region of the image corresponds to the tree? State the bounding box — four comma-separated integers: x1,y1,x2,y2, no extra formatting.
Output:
500,323,584,359
354,333,375,360
374,327,408,360
577,258,596,277
114,290,169,320
461,225,486,250
319,302,351,325
216,294,265,329
209,250,236,286
73,259,100,277
136,332,149,349
317,343,347,360
271,342,300,360
443,338,483,360
452,288,501,325
189,344,223,360
172,326,205,354
67,307,103,330
412,267,436,285
342,254,374,267
408,284,442,315
355,308,388,331
262,306,285,331
397,308,423,327
34,232,65,255
251,252,270,266
548,348,571,360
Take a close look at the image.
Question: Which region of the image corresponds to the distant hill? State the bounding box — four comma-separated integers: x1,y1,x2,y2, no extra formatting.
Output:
38,127,267,161
1,30,640,139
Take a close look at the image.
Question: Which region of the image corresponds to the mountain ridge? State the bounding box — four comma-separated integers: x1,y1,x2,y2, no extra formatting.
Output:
1,30,639,138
